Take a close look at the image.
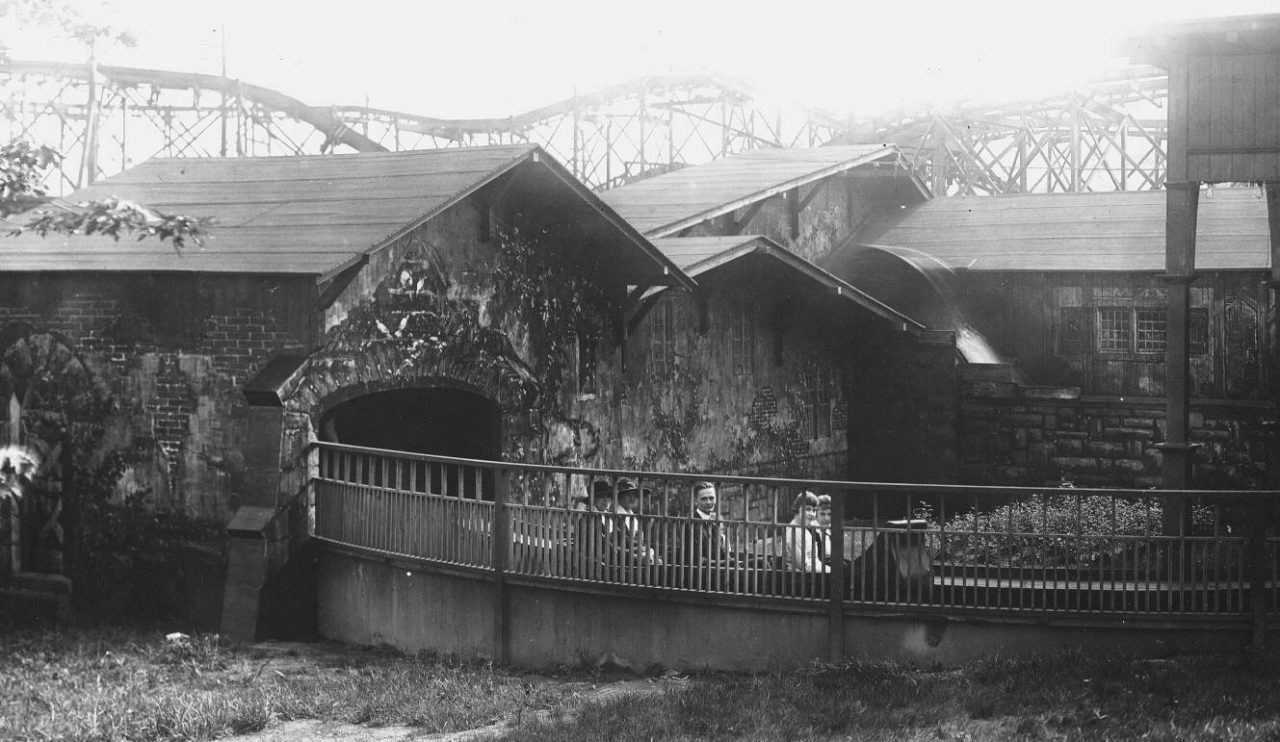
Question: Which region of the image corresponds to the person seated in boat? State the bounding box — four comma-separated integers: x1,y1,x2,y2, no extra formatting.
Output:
783,491,830,573
615,477,662,566
573,480,631,579
680,481,734,566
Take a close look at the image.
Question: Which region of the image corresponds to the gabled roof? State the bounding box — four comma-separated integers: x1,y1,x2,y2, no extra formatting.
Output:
649,235,922,332
602,145,919,237
0,145,693,288
858,187,1272,272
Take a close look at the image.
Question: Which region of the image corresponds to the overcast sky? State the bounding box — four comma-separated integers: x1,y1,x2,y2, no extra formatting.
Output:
4,0,1279,119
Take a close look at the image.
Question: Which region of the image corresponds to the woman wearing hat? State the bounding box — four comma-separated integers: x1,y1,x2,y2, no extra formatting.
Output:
614,478,662,567
783,491,830,573
573,480,631,581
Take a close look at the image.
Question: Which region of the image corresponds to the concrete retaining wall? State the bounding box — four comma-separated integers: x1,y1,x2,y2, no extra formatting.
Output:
318,549,1254,671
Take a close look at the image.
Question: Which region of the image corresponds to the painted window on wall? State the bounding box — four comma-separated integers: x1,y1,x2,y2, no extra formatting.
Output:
728,298,755,376
576,333,598,394
650,297,680,376
802,364,833,440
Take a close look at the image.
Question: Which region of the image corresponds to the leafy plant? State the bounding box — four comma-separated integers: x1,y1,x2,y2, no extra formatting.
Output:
18,196,213,249
0,140,61,206
916,491,1164,569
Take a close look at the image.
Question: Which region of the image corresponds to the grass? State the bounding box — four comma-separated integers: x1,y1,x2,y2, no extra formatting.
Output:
501,651,1280,741
0,626,575,741
5,626,1280,741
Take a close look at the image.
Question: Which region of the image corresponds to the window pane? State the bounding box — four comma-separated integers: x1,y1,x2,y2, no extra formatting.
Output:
1135,308,1167,353
1097,307,1129,353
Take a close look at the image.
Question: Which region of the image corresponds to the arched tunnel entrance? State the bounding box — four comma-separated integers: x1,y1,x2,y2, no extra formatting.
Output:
319,387,501,500
319,387,500,460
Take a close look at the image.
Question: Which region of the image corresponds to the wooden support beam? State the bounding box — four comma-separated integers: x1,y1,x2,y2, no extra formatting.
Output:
1159,181,1199,537
1267,182,1280,288
727,200,767,236
786,187,800,241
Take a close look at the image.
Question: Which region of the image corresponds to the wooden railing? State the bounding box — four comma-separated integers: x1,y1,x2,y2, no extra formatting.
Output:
311,443,1280,629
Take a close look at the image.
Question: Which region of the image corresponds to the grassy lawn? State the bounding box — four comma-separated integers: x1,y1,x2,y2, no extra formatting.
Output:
504,651,1280,741
4,625,1280,741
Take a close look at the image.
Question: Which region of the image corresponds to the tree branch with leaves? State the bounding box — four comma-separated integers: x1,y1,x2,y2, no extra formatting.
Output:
1,140,213,249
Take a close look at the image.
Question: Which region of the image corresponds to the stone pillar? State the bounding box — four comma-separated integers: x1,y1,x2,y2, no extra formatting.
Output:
220,356,307,641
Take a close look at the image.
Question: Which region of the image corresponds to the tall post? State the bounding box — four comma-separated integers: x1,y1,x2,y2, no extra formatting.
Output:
1158,181,1199,536
492,470,511,665
78,46,101,187
219,25,228,158
827,490,846,662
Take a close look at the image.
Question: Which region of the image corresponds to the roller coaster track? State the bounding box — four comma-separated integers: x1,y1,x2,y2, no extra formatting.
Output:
1,59,1169,196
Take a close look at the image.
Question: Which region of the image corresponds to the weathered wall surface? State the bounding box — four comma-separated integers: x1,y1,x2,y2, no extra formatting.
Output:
962,271,1275,401
318,548,1248,671
682,176,924,266
850,331,960,486
609,288,852,481
0,275,312,520
282,195,885,497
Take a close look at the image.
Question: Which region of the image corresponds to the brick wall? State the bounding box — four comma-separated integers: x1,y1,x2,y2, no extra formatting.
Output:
0,279,307,520
200,308,304,386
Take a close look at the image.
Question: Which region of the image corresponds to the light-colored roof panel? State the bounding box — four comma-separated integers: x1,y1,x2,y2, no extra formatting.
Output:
649,236,759,271
861,188,1272,272
649,235,923,331
602,145,902,236
1,145,538,275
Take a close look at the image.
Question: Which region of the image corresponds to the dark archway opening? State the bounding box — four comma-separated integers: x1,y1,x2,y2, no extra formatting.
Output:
319,387,501,460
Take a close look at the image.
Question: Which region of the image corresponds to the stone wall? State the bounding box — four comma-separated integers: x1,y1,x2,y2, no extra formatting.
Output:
957,366,1275,488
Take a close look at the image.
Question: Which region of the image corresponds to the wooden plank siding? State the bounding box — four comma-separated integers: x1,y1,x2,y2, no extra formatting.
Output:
1179,51,1280,183
960,271,1271,400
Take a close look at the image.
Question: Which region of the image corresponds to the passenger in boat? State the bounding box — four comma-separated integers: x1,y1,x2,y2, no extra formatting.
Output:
682,481,733,566
572,480,631,579
815,494,833,564
783,491,829,573
615,478,662,566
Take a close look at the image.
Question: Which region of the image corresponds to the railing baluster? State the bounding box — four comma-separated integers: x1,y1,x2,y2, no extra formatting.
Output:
305,443,1277,627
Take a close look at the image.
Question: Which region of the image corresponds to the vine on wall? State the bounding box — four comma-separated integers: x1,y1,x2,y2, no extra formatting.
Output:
323,221,618,462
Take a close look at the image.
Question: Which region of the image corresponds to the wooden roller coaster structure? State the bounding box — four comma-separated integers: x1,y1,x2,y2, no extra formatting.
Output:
0,59,1169,196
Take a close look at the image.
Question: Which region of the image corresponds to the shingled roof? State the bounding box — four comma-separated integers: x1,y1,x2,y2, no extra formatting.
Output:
0,145,691,287
857,187,1272,272
601,145,917,237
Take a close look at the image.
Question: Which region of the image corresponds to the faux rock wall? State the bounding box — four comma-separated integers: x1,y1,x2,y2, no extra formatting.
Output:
957,371,1275,489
